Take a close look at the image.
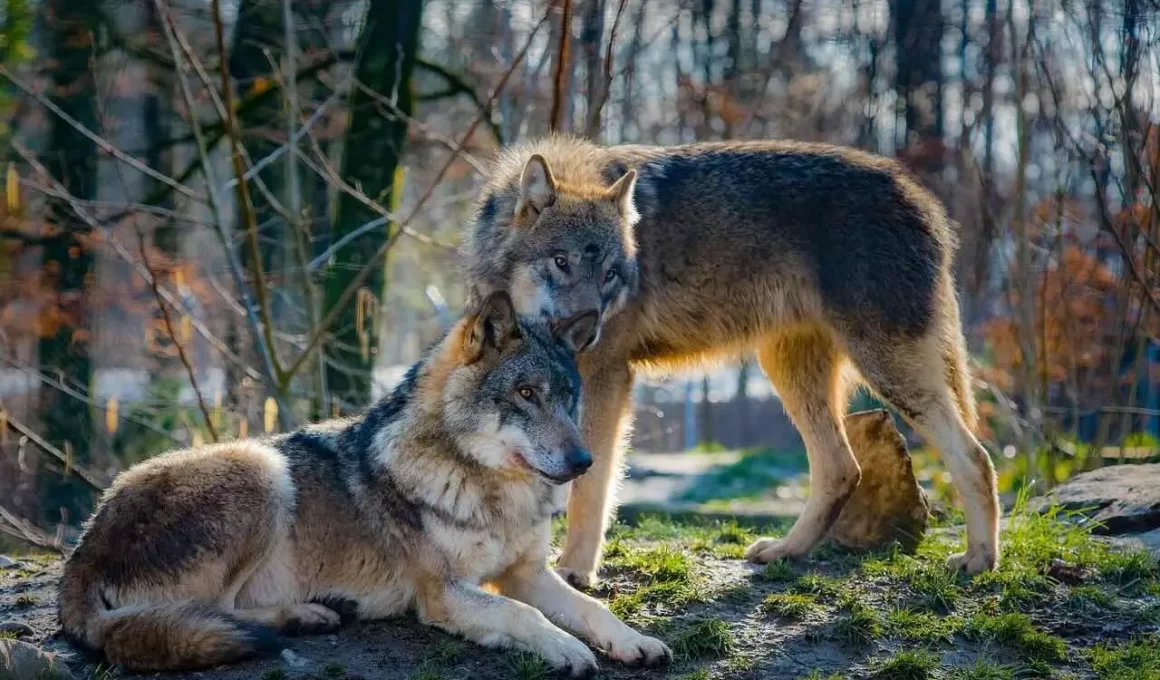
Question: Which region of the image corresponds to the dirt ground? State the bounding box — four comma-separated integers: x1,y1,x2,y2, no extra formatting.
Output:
3,510,1158,680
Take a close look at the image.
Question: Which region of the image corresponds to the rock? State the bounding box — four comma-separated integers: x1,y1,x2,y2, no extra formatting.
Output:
0,622,34,639
0,639,74,680
829,409,930,552
0,556,23,570
281,648,309,668
1104,528,1160,558
1038,463,1160,534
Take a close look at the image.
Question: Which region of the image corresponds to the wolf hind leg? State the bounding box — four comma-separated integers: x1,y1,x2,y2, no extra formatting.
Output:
746,325,861,563
845,331,999,574
233,603,341,635
557,359,634,588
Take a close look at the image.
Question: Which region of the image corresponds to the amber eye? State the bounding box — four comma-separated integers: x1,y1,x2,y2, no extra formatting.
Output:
604,269,618,283
554,255,569,270
518,386,535,401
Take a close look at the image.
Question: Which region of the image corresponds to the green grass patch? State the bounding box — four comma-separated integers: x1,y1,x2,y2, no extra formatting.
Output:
262,671,288,680
868,650,939,680
503,652,552,680
832,597,882,646
667,617,736,661
945,661,1015,680
757,558,798,583
791,572,846,599
677,447,806,505
761,593,820,621
713,582,756,604
678,670,711,680
885,607,961,645
1064,584,1117,613
1087,636,1160,680
909,565,961,612
965,612,1066,663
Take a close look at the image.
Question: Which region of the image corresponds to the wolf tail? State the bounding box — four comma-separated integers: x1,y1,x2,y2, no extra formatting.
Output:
59,575,277,671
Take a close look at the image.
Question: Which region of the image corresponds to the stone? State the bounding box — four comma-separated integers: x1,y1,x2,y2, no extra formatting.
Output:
0,639,74,680
0,557,23,570
281,648,309,668
0,622,34,639
1038,463,1160,534
829,409,930,552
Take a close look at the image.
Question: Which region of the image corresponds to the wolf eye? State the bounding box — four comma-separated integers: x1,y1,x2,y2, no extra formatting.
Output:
554,255,569,270
517,386,536,401
604,269,618,284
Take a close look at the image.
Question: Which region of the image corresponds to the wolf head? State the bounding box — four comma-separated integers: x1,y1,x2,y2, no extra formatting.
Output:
434,291,596,483
468,152,640,351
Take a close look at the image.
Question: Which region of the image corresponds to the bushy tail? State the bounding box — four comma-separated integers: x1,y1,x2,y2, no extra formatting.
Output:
59,578,277,671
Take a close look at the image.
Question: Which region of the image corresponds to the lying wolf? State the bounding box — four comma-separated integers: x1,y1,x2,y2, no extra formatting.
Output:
466,137,1000,586
58,292,670,675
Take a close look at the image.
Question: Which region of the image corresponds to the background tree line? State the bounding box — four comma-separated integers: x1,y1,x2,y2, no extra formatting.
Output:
0,0,1157,546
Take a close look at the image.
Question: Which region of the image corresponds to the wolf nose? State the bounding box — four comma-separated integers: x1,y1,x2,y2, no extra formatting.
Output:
567,446,593,475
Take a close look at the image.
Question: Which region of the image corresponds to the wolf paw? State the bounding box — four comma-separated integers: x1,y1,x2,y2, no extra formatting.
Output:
947,548,998,575
535,630,599,678
555,566,599,590
281,603,342,635
745,537,797,564
606,633,672,667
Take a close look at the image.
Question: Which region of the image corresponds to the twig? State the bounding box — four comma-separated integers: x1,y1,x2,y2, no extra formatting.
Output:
0,505,69,555
0,64,205,203
10,139,262,382
589,0,630,139
3,411,106,492
210,0,284,381
153,0,293,428
281,7,552,383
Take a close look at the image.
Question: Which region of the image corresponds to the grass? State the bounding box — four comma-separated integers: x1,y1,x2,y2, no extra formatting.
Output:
760,593,820,620
261,671,288,680
606,541,703,620
885,607,962,645
13,595,37,608
869,650,939,680
790,572,845,599
965,612,1067,663
667,617,736,661
1087,636,1160,680
831,596,883,646
908,565,961,612
1064,584,1116,613
757,558,797,583
503,652,552,680
945,662,1016,680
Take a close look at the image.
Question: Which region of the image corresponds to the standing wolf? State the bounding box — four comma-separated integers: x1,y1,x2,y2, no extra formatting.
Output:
58,292,670,674
466,137,1000,587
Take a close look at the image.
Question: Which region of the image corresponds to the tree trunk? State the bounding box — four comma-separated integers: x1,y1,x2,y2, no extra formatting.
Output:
892,0,944,170
37,0,101,522
324,0,423,408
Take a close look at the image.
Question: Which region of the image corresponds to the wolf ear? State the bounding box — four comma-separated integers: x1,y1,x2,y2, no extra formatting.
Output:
607,169,638,218
553,310,600,354
464,291,521,363
515,154,557,220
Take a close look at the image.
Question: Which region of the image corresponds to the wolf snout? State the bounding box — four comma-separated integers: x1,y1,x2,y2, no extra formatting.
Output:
566,446,593,476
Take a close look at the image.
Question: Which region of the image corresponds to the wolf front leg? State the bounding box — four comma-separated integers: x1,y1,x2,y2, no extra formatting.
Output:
557,359,634,588
498,558,671,667
415,578,598,678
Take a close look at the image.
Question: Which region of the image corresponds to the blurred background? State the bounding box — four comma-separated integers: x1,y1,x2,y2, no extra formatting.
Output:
0,0,1158,546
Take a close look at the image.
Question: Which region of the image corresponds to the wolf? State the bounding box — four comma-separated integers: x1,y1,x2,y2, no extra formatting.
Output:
465,137,1001,587
57,292,671,675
